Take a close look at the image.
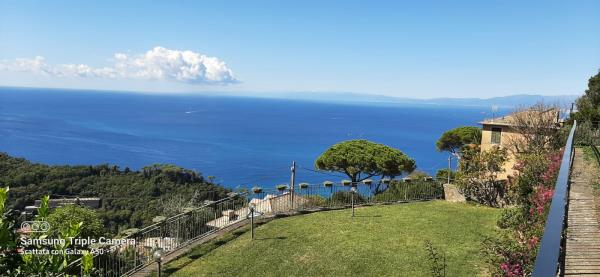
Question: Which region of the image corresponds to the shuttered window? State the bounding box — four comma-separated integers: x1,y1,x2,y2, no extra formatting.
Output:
491,127,502,144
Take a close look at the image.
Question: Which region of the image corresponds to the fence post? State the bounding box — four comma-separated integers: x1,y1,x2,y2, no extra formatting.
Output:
290,161,296,210
447,155,451,184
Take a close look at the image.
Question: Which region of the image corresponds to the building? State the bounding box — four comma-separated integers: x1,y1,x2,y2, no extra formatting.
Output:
479,108,562,179
33,197,102,209
205,192,309,228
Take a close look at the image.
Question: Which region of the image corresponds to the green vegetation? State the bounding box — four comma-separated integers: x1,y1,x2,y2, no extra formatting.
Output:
20,195,86,276
0,153,229,234
575,121,600,146
314,140,416,183
372,180,443,202
46,205,104,238
329,190,366,205
170,201,500,277
480,128,563,274
0,187,20,275
581,146,600,207
455,145,508,207
436,126,482,155
0,190,94,275
158,226,252,275
406,170,431,180
572,70,600,123
435,168,455,182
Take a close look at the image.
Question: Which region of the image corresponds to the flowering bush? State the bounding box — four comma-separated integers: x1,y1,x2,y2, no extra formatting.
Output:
484,150,561,276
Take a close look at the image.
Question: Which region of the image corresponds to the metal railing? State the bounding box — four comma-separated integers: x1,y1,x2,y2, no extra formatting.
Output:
252,180,444,213
591,145,600,167
62,194,248,276
532,121,577,276
62,179,443,276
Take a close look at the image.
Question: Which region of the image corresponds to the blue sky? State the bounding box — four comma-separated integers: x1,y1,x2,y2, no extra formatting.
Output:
0,0,599,98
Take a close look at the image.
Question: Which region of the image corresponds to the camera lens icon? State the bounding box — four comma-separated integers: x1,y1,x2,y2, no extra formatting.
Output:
21,221,50,232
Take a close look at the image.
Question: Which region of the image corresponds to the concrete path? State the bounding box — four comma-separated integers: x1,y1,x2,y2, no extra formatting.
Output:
565,148,600,276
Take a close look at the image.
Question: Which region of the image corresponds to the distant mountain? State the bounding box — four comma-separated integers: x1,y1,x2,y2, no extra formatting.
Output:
0,86,580,108
269,91,580,108
417,94,579,108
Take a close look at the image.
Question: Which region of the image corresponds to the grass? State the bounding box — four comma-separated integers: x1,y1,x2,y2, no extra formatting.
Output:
580,146,600,204
158,227,252,276
167,201,501,277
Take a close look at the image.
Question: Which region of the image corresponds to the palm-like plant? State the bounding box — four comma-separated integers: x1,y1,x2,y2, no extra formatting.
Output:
276,184,288,193
323,181,334,194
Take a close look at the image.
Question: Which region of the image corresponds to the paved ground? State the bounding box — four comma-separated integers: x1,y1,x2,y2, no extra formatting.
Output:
565,148,600,276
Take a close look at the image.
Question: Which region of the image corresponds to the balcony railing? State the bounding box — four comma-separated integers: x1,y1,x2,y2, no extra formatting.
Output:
532,121,577,276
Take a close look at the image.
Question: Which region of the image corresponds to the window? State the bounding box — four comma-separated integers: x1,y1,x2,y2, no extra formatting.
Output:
491,127,502,144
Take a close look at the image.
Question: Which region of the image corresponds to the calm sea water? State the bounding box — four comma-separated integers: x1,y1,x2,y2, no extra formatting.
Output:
0,87,502,189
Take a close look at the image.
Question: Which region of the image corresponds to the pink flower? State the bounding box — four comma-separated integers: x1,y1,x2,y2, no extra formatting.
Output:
527,236,539,249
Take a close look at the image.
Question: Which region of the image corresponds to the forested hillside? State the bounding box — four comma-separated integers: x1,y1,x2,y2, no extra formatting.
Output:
0,152,230,234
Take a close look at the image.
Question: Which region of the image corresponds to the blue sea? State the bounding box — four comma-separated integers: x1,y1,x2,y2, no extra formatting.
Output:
0,87,503,189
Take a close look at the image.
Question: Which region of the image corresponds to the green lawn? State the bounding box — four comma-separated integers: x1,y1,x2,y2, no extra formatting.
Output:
169,201,500,277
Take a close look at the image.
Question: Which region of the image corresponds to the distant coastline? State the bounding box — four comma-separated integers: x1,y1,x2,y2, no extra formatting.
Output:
0,85,579,109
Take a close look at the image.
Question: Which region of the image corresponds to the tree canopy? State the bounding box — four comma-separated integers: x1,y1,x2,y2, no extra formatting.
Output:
46,204,104,238
0,152,230,234
314,140,416,182
573,71,600,123
436,126,482,155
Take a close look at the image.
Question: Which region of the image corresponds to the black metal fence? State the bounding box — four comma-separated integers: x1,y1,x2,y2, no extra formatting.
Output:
62,179,443,276
532,121,577,276
62,195,248,276
591,145,600,167
250,180,443,212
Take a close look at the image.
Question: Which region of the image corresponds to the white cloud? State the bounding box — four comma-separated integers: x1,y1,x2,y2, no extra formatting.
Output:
0,47,238,85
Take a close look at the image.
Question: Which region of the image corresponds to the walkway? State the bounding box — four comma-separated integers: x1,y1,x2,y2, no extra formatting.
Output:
565,148,600,276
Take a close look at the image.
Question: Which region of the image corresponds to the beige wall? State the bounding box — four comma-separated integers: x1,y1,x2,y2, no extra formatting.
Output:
480,124,521,180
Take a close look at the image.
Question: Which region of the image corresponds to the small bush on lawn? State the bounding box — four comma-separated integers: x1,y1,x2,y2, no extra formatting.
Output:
373,180,441,202
303,195,327,208
329,191,365,206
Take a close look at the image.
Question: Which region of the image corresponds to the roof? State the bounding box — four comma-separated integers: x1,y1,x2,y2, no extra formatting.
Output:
479,108,562,127
34,197,102,208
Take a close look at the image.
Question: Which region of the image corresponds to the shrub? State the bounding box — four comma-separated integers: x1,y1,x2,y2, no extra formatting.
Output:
330,191,365,206
482,236,531,276
435,168,455,183
456,146,509,207
303,195,327,208
482,150,561,275
46,204,104,238
425,240,447,277
373,180,442,202
407,170,430,180
496,208,524,229
276,184,288,191
575,121,600,146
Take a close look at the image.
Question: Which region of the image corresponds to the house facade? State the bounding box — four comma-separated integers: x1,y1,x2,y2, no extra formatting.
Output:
479,108,562,180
